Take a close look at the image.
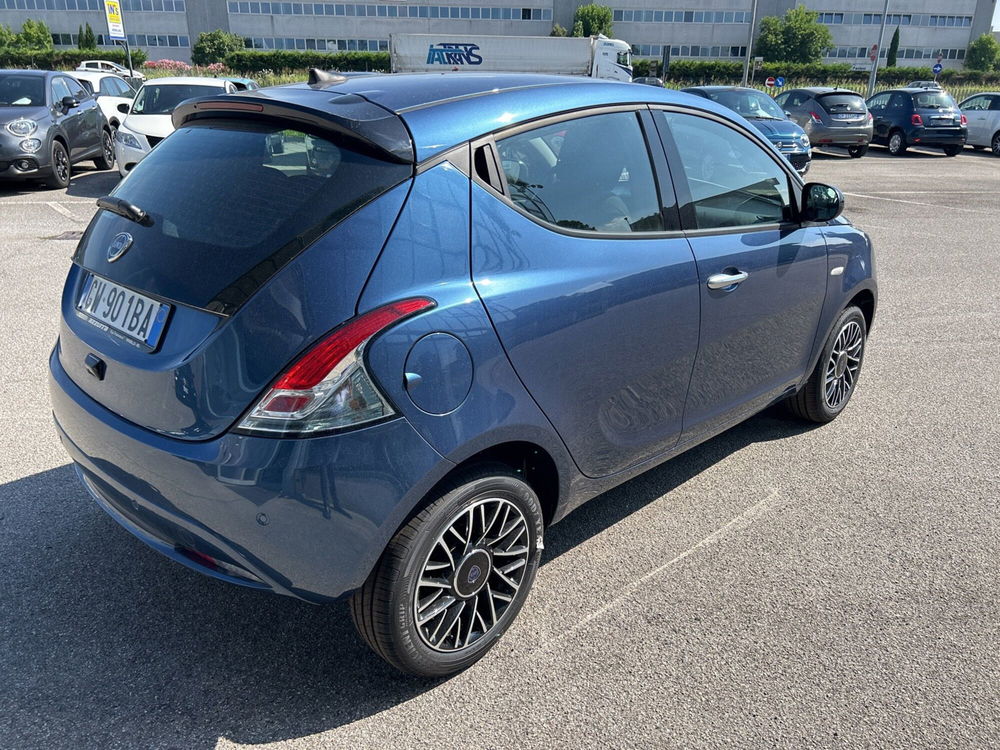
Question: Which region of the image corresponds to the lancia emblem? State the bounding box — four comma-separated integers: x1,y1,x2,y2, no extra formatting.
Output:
107,232,133,262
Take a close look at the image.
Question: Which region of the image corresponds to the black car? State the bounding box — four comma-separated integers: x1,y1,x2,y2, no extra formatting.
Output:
866,87,967,156
0,69,114,189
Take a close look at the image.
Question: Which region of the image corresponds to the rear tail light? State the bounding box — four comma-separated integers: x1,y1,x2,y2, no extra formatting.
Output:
238,298,435,435
809,111,823,124
867,112,873,122
960,114,968,126
911,114,924,126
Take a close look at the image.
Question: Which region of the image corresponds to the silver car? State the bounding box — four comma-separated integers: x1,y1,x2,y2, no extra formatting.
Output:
958,92,1000,156
776,87,873,158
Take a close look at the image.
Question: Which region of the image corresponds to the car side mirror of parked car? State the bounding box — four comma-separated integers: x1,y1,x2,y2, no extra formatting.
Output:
61,96,79,110
117,102,130,114
801,182,844,223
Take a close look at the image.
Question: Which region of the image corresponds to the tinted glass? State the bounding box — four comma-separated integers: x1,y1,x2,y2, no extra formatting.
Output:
662,112,791,230
495,112,663,233
868,93,890,109
51,77,73,102
704,89,785,119
818,93,866,113
132,84,226,114
912,91,957,109
63,76,88,100
0,75,45,106
960,96,989,110
77,121,411,312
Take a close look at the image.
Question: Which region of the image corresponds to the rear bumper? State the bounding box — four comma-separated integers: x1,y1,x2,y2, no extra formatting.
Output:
49,343,453,603
909,127,966,146
807,123,873,146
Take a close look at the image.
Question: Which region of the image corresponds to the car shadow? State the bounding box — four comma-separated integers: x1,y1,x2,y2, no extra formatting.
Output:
65,167,120,199
0,410,815,748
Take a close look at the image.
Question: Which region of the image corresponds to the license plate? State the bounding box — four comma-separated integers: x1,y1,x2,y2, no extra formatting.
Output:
76,274,170,350
832,114,863,121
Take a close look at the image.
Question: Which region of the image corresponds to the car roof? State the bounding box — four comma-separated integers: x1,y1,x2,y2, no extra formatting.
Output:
0,69,52,77
141,76,231,86
682,85,757,93
69,70,124,80
195,72,733,162
790,87,864,95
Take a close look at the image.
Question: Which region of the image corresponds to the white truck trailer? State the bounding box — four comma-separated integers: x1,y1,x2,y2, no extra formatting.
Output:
389,33,633,82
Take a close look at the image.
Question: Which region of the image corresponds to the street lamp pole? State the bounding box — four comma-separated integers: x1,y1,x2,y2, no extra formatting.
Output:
741,0,759,87
866,0,891,98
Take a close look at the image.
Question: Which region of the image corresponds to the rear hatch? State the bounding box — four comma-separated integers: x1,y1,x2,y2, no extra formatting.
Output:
60,98,414,439
816,92,869,127
911,90,963,130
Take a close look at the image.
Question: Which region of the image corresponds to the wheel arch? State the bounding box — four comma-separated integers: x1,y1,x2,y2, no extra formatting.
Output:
848,288,876,332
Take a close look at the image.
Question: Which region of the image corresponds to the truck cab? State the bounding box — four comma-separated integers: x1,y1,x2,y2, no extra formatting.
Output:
592,36,633,82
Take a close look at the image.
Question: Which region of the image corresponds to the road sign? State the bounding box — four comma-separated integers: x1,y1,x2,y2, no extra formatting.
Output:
869,44,878,62
765,76,776,88
775,76,785,87
104,0,126,42
932,63,943,75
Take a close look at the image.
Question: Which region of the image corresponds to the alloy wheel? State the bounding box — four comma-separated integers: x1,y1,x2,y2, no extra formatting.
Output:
889,133,903,154
413,497,530,653
992,133,1000,157
103,132,114,164
54,145,69,183
824,320,864,409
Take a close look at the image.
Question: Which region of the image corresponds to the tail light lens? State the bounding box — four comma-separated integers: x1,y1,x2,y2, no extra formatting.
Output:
960,114,968,126
238,298,435,436
911,114,924,126
809,111,823,124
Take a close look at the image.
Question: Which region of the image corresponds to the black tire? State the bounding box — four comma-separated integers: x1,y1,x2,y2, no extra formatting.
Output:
972,145,985,151
350,465,544,677
94,128,115,170
847,144,868,158
44,140,71,189
887,130,907,156
992,132,1000,158
784,306,867,423
941,144,962,157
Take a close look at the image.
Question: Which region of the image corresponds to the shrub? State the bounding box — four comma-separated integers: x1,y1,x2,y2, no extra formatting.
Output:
0,47,147,70
224,50,390,74
191,29,246,66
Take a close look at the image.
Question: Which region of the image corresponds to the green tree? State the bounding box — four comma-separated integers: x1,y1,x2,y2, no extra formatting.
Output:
0,24,17,47
78,22,97,50
887,26,899,67
550,23,568,37
571,20,584,38
15,19,54,49
572,4,613,38
965,33,1000,71
191,29,246,65
754,4,832,64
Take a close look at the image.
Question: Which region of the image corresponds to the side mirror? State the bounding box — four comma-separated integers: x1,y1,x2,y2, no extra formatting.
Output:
784,110,793,118
61,96,79,110
801,182,844,223
117,102,130,114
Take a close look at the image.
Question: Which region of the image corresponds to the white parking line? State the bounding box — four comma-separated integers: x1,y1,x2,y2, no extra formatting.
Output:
843,192,992,214
0,200,93,205
46,202,84,221
535,487,781,650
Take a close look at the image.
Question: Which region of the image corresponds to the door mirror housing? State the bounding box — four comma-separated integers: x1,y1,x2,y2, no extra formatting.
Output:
801,182,844,223
117,102,130,114
61,96,79,110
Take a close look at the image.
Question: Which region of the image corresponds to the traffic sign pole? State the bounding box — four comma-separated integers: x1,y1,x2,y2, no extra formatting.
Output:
866,0,890,98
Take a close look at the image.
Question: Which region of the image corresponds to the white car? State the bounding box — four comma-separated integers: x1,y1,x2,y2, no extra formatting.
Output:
114,77,236,177
76,60,146,83
959,92,1000,156
68,70,136,132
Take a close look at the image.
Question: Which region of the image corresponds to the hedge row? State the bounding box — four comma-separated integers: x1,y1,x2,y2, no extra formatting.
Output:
632,58,1000,86
225,50,389,74
0,47,147,69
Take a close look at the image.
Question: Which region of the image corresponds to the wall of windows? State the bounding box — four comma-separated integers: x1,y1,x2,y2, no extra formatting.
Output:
817,12,972,27
227,2,551,20
612,9,751,24
825,45,966,60
633,43,747,58
244,36,388,51
2,0,184,10
52,31,190,46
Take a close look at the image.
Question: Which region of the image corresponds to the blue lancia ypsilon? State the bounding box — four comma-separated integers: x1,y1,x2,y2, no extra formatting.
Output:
50,71,876,677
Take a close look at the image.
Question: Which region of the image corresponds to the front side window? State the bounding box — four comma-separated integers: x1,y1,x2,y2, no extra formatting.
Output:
660,112,791,230
495,111,664,233
51,76,73,103
961,95,989,111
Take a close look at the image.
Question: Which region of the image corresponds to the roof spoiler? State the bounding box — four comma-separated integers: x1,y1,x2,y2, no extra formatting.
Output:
172,92,414,164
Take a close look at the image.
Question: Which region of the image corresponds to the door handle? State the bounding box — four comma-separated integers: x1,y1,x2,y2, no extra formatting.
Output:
707,271,749,290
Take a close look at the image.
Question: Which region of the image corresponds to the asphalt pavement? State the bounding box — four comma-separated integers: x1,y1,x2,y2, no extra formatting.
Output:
1,145,998,749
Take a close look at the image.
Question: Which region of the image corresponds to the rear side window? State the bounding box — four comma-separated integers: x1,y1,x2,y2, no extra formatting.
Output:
495,111,664,233
660,112,791,230
818,94,866,113
77,121,411,313
912,92,957,109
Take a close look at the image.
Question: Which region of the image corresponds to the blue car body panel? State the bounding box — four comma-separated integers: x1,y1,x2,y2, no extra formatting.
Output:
49,73,877,603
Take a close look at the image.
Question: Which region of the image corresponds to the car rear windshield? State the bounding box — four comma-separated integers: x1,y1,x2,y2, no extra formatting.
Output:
818,93,866,113
0,74,45,106
912,92,957,109
132,84,227,114
76,121,411,313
